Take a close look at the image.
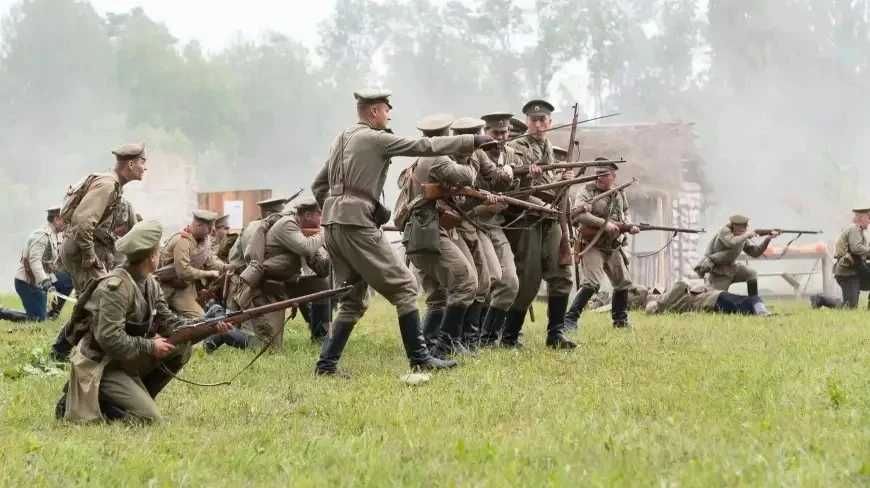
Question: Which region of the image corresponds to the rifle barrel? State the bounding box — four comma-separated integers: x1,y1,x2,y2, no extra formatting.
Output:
513,159,626,176
506,174,599,197
757,229,822,234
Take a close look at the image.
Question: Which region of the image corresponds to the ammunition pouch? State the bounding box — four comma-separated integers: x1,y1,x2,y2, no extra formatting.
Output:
404,207,441,255
239,261,265,287
373,201,392,228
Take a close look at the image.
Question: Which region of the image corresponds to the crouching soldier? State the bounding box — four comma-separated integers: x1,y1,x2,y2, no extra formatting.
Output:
55,220,232,423
645,280,771,316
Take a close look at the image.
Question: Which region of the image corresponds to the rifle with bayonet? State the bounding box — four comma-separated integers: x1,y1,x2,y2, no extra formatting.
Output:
479,113,621,150
504,174,600,203
569,178,638,223
512,159,626,177
754,229,822,236
577,222,705,240
422,184,560,215
559,102,581,268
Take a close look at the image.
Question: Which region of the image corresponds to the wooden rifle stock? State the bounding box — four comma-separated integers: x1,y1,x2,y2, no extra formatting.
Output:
422,183,559,215
512,159,627,176
755,229,822,236
558,102,580,267
577,222,705,240
569,178,637,223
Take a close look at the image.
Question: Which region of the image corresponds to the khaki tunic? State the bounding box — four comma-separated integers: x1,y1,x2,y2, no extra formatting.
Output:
574,182,633,292
656,281,721,313
65,267,191,422
160,232,228,319
234,214,330,350
60,171,123,291
311,122,474,323
695,225,770,290
16,225,60,285
833,225,870,277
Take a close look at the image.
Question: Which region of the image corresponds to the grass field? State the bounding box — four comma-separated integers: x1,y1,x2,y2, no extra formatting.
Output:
1,293,869,487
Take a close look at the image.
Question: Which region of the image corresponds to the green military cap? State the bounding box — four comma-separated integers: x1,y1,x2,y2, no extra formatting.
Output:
852,207,870,214
354,88,393,109
214,214,230,228
45,205,61,216
729,214,750,225
522,99,555,117
115,220,163,256
257,196,290,212
112,142,146,160
451,117,486,135
192,209,219,222
594,163,620,174
480,112,513,132
416,113,454,133
552,146,568,162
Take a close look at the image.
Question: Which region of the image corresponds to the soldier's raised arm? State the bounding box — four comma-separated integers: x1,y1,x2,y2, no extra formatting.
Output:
573,186,608,227
378,130,476,159
274,216,324,259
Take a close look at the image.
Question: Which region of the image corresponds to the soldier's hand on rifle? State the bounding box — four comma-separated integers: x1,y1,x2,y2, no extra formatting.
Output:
151,338,175,358
39,279,52,292
483,192,500,205
574,203,591,214
214,321,233,335
745,229,758,239
528,165,542,178
628,225,640,235
498,165,513,180
204,270,221,279
605,222,620,233
768,230,781,238
561,170,575,180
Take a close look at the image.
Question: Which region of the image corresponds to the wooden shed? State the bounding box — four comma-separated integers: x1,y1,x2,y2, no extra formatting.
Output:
197,189,273,231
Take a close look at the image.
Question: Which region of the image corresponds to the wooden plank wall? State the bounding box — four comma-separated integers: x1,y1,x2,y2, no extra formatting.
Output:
196,189,273,230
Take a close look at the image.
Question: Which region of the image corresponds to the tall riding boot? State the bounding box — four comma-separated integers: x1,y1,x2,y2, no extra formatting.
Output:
564,287,596,332
308,302,331,343
0,306,28,323
611,289,631,328
50,325,74,362
462,302,483,351
479,300,489,330
315,320,355,376
747,280,759,297
479,307,507,347
47,300,65,320
433,305,473,358
142,351,189,398
421,308,444,352
545,296,577,349
500,308,526,348
399,310,459,370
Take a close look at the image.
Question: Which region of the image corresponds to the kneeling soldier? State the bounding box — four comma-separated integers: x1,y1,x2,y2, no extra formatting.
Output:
811,206,870,309
55,220,232,423
693,214,778,296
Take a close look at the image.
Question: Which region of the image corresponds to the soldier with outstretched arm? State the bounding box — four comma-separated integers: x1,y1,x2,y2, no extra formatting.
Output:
310,89,493,376
693,215,779,296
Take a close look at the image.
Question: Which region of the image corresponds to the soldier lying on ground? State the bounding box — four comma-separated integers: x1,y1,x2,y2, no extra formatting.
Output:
644,280,771,316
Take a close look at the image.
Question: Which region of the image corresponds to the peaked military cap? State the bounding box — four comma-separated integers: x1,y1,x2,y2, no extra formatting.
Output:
192,209,219,222
451,117,486,134
257,196,289,208
522,99,555,117
45,205,61,216
285,196,320,213
112,142,146,160
480,112,514,131
214,214,231,228
852,207,870,213
552,146,568,161
416,113,454,133
729,214,750,225
354,89,393,109
116,220,163,256
594,162,620,174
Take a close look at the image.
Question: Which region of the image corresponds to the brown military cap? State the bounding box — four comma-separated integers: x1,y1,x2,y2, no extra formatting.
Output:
451,117,486,135
192,209,219,222
257,196,290,211
354,88,393,109
522,99,555,117
552,146,568,162
852,207,870,214
112,142,146,161
214,214,231,228
480,112,513,132
729,214,750,225
115,220,163,256
416,113,454,133
285,196,320,214
45,205,61,216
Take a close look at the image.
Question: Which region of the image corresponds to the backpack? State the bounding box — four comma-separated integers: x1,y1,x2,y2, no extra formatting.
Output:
244,213,286,264
60,172,120,224
393,163,417,229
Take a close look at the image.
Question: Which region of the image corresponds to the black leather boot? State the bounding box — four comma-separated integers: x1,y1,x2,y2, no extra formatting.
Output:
143,352,188,398
50,325,74,362
399,310,458,370
611,289,631,328
421,308,444,351
308,302,331,343
315,320,355,376
479,307,506,347
545,295,577,349
479,301,489,330
433,305,473,358
462,302,483,351
0,306,28,322
747,280,759,297
500,308,526,348
564,287,596,333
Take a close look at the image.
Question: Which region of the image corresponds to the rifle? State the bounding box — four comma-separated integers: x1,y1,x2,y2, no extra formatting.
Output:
512,159,626,177
118,286,353,377
577,222,705,240
422,183,560,215
569,178,637,223
504,174,600,202
195,272,231,307
285,187,305,204
480,113,620,150
558,102,581,268
754,229,822,236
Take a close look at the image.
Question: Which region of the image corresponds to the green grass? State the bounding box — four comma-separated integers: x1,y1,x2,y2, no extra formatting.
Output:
1,294,869,487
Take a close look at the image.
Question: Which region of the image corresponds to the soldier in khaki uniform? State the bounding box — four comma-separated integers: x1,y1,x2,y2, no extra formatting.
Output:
210,214,231,257
51,143,147,361
503,99,576,349
569,164,639,328
811,207,870,309
693,215,779,296
475,112,522,347
13,206,66,322
401,114,480,357
509,117,527,139
158,210,230,319
311,88,493,375
646,280,771,316
55,220,232,423
227,197,289,273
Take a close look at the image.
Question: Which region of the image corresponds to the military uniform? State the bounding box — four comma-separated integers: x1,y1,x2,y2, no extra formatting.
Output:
401,114,479,357
568,166,635,328
56,220,195,423
502,99,575,349
310,89,483,375
227,197,289,272
231,197,331,350
652,281,770,316
13,206,63,321
210,214,231,258
693,215,772,295
159,210,229,319
588,285,658,311
812,208,870,309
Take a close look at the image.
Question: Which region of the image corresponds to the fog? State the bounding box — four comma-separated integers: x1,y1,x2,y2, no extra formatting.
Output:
1,0,867,292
